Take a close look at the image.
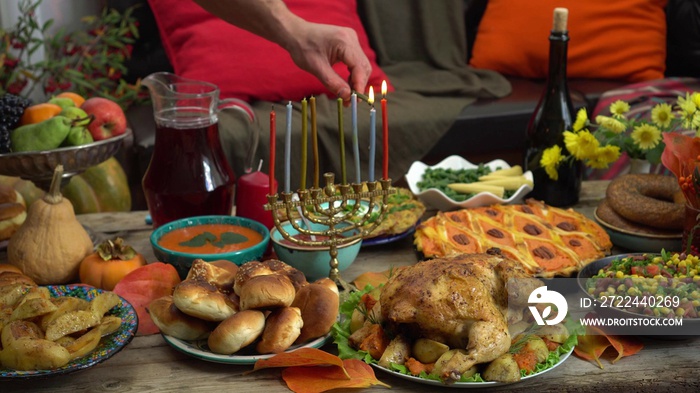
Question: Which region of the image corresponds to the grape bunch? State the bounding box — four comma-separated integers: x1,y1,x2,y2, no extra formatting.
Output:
0,94,33,153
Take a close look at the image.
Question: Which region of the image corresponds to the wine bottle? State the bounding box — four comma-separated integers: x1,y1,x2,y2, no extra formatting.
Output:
524,7,582,207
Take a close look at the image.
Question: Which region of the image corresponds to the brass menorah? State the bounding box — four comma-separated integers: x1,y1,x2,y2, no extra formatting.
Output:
265,172,395,291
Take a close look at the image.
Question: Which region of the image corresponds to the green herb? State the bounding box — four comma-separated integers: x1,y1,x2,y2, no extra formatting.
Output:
179,231,248,248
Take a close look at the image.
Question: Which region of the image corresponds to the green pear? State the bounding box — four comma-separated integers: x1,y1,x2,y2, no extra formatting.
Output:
48,96,77,110
59,106,92,127
63,126,94,146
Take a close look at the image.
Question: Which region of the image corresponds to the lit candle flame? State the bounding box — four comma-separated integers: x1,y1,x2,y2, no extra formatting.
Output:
381,80,387,98
368,86,375,105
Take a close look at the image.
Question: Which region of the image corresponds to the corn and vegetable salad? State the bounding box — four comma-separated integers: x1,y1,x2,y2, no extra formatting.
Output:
585,251,700,318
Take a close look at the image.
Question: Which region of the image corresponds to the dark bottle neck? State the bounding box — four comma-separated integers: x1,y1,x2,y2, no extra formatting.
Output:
546,31,570,93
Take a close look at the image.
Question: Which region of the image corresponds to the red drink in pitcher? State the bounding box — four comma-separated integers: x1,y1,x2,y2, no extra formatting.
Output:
142,118,235,228
142,72,250,228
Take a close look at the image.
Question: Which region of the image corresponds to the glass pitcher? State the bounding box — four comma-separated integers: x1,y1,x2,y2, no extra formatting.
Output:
142,72,250,228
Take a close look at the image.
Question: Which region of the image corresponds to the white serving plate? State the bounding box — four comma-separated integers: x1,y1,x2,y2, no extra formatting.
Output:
405,155,534,211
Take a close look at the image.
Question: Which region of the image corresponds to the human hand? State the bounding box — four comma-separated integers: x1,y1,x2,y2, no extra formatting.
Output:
284,21,372,102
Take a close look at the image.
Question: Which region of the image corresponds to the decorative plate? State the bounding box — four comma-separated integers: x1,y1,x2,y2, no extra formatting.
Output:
362,222,419,247
405,155,533,211
594,209,682,252
0,285,138,379
162,334,331,364
370,347,574,388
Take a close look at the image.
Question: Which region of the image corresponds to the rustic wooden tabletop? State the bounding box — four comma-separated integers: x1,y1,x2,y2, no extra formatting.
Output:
3,180,700,392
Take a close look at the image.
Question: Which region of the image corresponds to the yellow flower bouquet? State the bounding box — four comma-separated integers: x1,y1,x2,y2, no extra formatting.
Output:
540,92,700,180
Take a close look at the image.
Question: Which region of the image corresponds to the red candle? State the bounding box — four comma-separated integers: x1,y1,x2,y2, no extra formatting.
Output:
381,80,389,180
269,107,276,193
236,170,277,230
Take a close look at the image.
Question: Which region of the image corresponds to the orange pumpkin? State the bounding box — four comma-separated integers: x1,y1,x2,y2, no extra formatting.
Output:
79,237,146,290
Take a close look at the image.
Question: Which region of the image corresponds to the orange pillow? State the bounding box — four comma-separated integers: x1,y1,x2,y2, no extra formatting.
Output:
469,0,668,82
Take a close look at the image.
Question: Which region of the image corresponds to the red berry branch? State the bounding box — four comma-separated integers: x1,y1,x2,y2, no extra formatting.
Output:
0,0,147,110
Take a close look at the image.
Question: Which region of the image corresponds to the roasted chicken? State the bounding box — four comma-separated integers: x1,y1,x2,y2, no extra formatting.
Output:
379,249,543,381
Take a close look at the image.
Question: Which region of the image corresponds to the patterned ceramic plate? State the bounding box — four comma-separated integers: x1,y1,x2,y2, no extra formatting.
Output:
0,285,138,379
162,333,331,364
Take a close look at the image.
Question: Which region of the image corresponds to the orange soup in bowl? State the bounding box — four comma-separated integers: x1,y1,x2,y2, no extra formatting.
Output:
158,224,263,254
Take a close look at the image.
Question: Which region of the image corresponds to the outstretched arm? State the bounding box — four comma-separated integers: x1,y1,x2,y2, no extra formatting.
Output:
193,0,371,100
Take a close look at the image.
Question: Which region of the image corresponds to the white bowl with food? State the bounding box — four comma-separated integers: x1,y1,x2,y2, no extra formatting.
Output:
405,155,534,211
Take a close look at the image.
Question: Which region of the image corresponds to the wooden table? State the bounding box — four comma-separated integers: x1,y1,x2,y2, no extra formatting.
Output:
4,181,700,392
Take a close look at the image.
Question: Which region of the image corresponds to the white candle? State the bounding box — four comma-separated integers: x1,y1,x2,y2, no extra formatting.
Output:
284,101,292,193
368,87,376,182
351,93,361,184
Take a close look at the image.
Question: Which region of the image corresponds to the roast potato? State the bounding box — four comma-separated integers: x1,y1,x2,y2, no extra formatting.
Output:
0,337,71,371
432,349,477,381
10,297,57,321
378,334,411,368
537,323,570,343
44,310,99,341
412,338,449,364
482,353,521,383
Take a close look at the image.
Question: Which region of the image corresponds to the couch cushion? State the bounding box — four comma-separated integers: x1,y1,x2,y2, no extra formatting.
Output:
469,0,668,82
147,0,389,102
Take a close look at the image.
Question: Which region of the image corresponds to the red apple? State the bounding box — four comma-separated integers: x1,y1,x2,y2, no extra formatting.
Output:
80,97,127,141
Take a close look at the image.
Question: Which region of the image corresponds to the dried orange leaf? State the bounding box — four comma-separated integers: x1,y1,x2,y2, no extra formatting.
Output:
353,270,390,290
282,359,390,393
574,322,644,368
574,333,611,369
112,262,181,335
251,348,348,377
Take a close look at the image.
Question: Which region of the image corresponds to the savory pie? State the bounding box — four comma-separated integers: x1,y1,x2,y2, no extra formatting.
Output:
414,199,612,277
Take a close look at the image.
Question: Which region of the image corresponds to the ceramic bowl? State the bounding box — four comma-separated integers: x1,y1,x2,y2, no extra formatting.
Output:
270,220,362,281
405,155,534,211
150,215,270,278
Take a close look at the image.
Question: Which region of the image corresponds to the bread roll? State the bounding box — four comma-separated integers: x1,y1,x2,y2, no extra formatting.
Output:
210,259,239,277
0,185,26,240
186,259,237,291
256,307,303,354
207,309,265,354
313,278,339,298
0,271,37,288
234,259,307,295
147,295,214,341
239,274,295,310
172,280,238,321
292,283,339,343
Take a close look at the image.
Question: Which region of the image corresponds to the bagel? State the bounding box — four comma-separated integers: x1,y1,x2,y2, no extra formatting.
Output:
291,283,339,344
596,199,682,236
256,307,304,354
147,295,214,341
207,309,265,355
0,187,26,241
606,174,685,230
234,259,307,295
238,274,296,310
172,279,239,321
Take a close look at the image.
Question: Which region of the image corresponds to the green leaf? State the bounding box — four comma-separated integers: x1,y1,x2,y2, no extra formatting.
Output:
179,232,218,248
212,232,249,247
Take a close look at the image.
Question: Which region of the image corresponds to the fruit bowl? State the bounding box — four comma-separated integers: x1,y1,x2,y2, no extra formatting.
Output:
0,129,130,191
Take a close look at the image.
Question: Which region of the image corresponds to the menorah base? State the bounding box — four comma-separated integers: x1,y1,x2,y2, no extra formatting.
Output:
265,173,394,292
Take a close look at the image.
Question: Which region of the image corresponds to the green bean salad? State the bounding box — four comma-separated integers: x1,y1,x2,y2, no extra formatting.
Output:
416,166,514,201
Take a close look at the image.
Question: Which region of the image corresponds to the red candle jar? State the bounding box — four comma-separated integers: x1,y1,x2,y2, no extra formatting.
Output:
235,171,277,230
